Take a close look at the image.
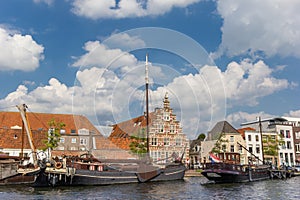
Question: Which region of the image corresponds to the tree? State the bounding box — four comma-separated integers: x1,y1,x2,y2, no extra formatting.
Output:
263,134,284,157
129,128,147,156
211,133,228,154
197,133,206,141
42,118,65,151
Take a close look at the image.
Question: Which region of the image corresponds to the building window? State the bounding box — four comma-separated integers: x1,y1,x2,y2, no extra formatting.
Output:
290,153,294,164
222,145,226,152
175,138,181,146
57,146,64,150
158,124,164,133
163,113,170,121
230,136,234,142
151,151,157,160
239,145,242,153
170,125,175,133
230,145,234,152
71,138,77,143
271,135,276,141
78,129,89,135
248,135,251,141
60,138,65,143
262,135,267,142
70,147,76,151
71,129,76,134
151,138,157,146
286,130,291,138
255,135,259,142
164,138,170,146
287,141,291,149
256,145,260,154
60,129,66,134
296,144,300,152
249,146,253,153
80,138,87,145
280,130,284,137
296,132,300,139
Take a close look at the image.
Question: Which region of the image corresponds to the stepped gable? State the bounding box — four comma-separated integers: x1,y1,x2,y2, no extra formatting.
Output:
207,121,239,140
109,113,154,150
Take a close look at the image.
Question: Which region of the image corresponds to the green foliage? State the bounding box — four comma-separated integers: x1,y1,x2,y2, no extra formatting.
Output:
129,128,147,155
197,133,206,141
42,118,65,151
263,134,284,156
211,133,228,153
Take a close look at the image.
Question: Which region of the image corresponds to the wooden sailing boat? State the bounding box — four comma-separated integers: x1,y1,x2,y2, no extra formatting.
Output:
201,117,271,183
136,54,186,182
0,104,41,185
31,54,186,187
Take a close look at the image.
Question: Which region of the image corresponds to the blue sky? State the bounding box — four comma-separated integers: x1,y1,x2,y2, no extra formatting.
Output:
0,0,299,139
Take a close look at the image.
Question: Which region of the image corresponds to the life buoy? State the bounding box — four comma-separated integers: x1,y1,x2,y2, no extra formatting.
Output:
55,162,62,169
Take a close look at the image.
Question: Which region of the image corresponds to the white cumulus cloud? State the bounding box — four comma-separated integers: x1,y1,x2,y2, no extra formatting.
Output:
71,0,201,19
222,59,290,106
0,55,293,139
0,27,44,71
72,40,138,69
215,0,300,58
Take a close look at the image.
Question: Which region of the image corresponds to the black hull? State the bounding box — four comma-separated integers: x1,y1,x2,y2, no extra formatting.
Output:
201,170,270,183
201,163,271,183
32,164,186,187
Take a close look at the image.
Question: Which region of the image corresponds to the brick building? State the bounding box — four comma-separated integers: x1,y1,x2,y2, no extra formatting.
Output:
0,110,133,162
109,93,189,163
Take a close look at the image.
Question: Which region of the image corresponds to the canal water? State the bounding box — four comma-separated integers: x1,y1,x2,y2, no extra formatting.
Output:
0,176,299,200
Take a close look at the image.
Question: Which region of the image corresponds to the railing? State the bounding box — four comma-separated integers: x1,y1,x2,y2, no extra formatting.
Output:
203,163,245,172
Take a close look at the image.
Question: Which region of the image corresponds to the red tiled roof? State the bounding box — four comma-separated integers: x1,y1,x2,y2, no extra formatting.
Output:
108,113,154,150
237,127,256,139
0,111,115,151
0,111,99,134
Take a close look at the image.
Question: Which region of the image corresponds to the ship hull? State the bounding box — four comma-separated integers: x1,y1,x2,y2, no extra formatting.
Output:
201,163,270,183
32,164,186,187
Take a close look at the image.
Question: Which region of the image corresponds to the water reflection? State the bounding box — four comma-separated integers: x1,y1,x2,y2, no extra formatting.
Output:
0,177,299,200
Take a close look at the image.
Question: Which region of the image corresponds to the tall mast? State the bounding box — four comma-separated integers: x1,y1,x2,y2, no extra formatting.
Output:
258,116,265,164
16,104,38,167
145,53,150,153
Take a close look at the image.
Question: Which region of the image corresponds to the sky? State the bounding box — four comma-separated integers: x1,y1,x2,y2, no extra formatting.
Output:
0,0,299,139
